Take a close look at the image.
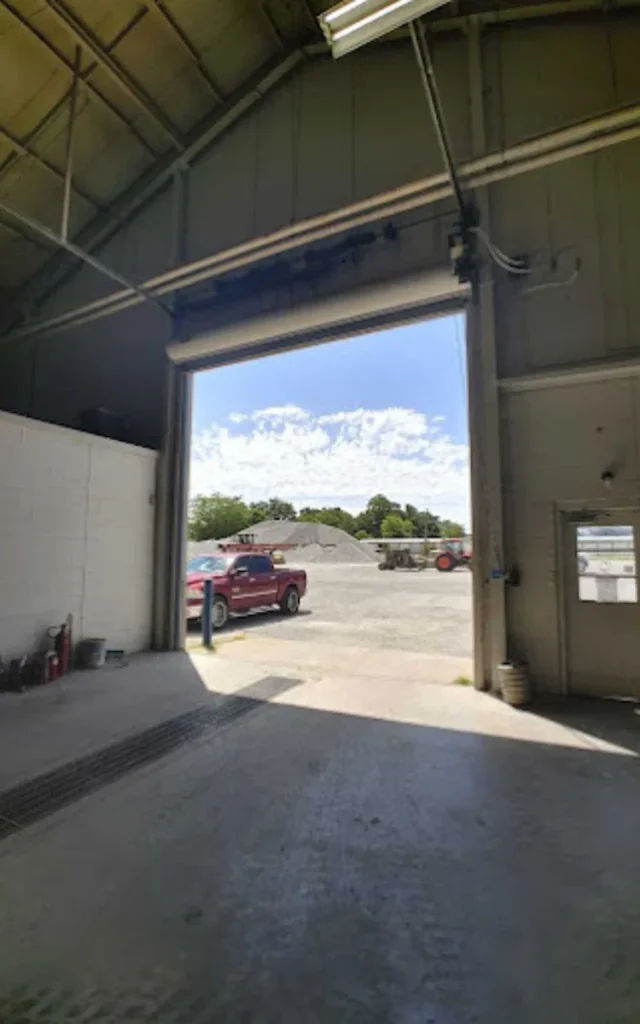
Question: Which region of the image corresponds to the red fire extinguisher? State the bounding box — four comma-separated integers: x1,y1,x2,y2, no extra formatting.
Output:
45,650,59,684
48,615,72,676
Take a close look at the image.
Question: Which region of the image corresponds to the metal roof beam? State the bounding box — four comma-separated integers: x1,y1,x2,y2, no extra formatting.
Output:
0,1,157,157
7,49,306,320
142,1,224,101
0,120,100,211
255,2,286,49
0,216,51,251
0,199,173,317
40,0,185,151
429,0,640,32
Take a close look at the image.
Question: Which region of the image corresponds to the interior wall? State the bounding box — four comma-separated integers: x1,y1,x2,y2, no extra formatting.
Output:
0,410,157,661
485,17,640,691
502,377,640,690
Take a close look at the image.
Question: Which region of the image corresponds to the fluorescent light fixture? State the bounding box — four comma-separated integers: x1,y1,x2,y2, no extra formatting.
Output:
319,0,451,58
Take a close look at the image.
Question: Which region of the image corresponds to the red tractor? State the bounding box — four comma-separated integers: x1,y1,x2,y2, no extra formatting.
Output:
434,538,472,572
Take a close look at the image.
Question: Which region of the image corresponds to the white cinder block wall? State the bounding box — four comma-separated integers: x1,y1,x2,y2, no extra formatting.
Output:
0,411,157,661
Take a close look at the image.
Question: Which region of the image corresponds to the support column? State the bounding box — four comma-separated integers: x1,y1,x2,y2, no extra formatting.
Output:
467,17,507,688
153,169,190,650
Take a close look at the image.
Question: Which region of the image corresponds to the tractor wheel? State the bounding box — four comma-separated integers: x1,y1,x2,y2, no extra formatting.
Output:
435,552,456,572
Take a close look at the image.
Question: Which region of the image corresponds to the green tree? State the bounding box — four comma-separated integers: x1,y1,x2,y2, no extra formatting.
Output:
380,514,414,538
439,519,465,538
357,494,402,537
355,529,371,540
248,498,296,524
299,506,356,535
188,494,251,541
404,505,442,538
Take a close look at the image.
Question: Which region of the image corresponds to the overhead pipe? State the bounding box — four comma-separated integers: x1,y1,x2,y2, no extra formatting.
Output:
4,99,640,342
409,18,466,220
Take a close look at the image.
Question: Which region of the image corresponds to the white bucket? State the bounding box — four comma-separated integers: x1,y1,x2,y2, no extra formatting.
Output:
498,661,532,707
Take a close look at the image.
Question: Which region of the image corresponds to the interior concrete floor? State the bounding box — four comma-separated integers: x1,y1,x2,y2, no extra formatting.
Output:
0,653,639,1022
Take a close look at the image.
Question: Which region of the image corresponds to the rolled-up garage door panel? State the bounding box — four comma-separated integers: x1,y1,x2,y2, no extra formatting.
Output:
167,267,467,369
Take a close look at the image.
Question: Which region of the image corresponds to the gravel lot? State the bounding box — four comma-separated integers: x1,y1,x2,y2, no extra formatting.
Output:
191,562,473,658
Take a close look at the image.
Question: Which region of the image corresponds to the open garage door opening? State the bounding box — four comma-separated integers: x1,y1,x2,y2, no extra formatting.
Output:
184,311,473,689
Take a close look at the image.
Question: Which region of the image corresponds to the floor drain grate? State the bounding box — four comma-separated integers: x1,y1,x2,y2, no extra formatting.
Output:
0,676,299,843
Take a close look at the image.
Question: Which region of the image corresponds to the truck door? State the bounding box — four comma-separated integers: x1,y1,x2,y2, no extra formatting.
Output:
229,555,254,611
248,554,279,606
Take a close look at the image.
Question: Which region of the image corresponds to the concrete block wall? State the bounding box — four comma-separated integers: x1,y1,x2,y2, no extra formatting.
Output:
0,410,157,662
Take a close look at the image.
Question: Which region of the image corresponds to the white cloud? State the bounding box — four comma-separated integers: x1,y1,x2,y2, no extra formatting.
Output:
190,406,470,525
253,405,308,421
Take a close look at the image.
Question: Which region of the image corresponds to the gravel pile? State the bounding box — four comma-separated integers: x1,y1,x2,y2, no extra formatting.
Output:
247,520,378,564
189,521,378,565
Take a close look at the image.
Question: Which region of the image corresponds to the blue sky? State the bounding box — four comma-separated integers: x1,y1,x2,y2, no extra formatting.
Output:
191,313,470,525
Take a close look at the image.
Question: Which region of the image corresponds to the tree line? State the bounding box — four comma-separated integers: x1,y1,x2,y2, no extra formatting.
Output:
189,493,465,542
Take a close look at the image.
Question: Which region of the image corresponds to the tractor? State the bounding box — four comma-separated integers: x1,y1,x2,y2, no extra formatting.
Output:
378,546,427,571
434,538,472,572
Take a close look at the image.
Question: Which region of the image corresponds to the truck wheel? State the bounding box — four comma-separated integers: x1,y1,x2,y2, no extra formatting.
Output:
280,586,300,615
211,595,228,629
435,552,455,572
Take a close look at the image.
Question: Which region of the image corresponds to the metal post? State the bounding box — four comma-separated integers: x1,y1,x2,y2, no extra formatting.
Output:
467,17,507,689
201,579,213,648
409,18,466,221
61,46,81,242
153,168,191,651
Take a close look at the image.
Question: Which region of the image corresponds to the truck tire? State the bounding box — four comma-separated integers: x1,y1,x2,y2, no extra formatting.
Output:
280,586,300,615
211,595,228,629
435,552,456,572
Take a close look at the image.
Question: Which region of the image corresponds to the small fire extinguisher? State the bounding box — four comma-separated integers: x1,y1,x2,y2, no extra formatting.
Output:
48,614,72,676
45,650,59,684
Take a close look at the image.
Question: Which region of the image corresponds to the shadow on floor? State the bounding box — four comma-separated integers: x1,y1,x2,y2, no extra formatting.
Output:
186,607,313,637
533,694,640,756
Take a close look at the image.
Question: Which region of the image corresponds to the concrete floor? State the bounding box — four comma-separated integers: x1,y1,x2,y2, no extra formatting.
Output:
1,573,640,1021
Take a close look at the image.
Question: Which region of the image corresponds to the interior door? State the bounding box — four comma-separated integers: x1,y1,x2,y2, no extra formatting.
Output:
563,508,640,697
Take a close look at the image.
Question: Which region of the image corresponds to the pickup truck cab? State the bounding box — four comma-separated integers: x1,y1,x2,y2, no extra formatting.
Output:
186,552,307,629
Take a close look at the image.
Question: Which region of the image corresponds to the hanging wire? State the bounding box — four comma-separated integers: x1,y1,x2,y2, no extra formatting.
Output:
470,225,583,291
521,258,582,295
470,226,531,274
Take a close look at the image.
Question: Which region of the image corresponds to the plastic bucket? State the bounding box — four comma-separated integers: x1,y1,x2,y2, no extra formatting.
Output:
498,661,532,707
77,638,107,669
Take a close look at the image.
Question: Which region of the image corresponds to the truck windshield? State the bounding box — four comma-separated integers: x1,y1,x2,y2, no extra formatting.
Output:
187,555,231,573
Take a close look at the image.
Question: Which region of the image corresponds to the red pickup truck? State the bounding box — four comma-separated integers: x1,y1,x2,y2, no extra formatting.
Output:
186,552,307,629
